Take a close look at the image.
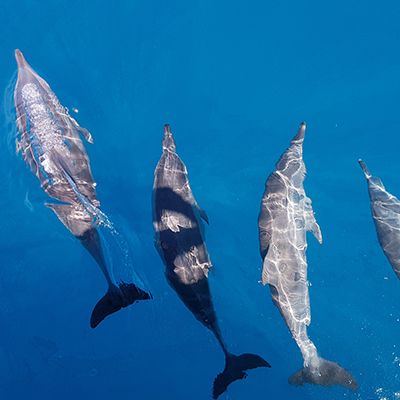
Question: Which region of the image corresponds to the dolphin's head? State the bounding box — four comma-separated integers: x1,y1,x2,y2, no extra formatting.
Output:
14,49,39,89
358,159,388,195
15,49,29,69
162,124,177,152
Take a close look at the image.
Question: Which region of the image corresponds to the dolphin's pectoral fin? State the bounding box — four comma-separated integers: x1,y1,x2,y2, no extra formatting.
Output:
192,199,209,224
67,114,94,144
77,126,94,144
304,200,322,244
309,220,322,244
198,206,209,224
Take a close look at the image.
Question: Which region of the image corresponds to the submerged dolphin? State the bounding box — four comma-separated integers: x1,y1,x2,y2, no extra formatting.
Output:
153,124,270,399
258,123,357,389
359,159,400,279
14,49,150,328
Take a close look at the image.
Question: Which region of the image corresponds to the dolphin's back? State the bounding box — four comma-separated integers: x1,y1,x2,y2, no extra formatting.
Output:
14,51,99,236
14,51,97,206
153,126,211,286
152,127,214,326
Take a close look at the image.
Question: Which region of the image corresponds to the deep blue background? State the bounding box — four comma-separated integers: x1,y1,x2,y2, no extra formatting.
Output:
0,1,400,399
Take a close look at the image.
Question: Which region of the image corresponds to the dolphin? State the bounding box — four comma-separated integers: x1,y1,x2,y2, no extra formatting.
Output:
13,49,150,328
359,159,400,279
153,124,270,399
258,122,357,389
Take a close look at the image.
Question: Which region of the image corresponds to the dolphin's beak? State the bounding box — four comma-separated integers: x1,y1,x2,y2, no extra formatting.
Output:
358,159,371,179
162,123,176,151
15,49,28,69
293,121,306,142
164,124,171,135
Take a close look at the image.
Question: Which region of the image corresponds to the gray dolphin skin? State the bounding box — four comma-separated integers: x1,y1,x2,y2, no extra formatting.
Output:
258,123,357,389
359,159,400,279
153,124,270,399
14,49,150,328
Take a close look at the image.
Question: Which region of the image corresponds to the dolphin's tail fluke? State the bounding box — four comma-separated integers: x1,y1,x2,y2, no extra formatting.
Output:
289,357,357,390
212,352,271,399
90,283,151,328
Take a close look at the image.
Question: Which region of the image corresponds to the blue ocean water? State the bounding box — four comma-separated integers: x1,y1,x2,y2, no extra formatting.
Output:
0,1,400,399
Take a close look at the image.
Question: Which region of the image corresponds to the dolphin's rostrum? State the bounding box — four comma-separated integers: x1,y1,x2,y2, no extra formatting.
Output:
153,124,270,399
359,159,400,279
258,123,357,389
14,49,150,328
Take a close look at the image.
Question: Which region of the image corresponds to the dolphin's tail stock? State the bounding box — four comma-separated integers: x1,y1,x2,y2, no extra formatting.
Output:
212,352,271,399
90,282,152,328
288,357,358,390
